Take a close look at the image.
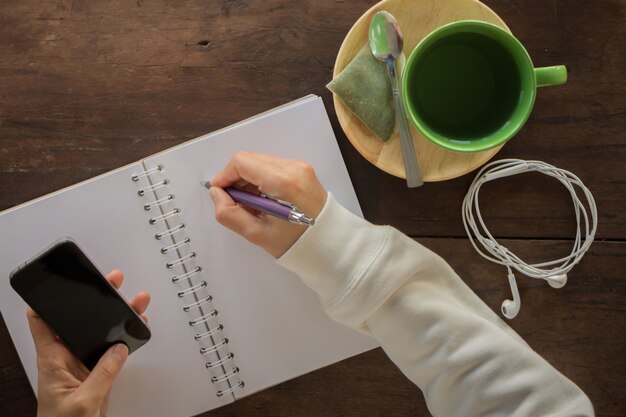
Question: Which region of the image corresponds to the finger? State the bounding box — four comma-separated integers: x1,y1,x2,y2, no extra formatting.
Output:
26,308,57,353
232,179,251,189
141,314,149,324
78,344,128,403
106,270,124,290
211,152,281,190
246,152,297,168
100,389,112,417
228,180,261,196
208,186,266,242
129,291,150,316
240,182,260,195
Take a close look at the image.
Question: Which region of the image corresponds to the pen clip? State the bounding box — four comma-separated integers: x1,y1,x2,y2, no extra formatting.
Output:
260,193,297,210
261,193,314,226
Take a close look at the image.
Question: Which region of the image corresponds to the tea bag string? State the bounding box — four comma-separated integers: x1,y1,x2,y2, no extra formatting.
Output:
462,159,598,318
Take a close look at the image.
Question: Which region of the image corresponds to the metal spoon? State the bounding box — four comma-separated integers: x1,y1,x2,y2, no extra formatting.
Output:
369,11,423,188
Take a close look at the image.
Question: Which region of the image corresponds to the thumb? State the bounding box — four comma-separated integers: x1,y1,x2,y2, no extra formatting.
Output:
78,344,128,402
208,186,264,239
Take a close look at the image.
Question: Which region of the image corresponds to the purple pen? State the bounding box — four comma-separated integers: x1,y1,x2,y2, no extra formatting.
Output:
202,181,315,226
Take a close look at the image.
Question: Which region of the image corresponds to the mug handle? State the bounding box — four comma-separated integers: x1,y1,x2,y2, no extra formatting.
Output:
535,65,568,87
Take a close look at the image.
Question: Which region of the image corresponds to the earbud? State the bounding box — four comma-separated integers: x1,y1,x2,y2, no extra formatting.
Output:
547,273,567,289
501,272,521,319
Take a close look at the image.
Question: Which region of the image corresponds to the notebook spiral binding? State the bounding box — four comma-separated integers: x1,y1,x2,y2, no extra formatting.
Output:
131,163,244,398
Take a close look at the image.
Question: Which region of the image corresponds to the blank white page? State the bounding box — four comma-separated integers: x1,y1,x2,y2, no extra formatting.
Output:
143,95,378,399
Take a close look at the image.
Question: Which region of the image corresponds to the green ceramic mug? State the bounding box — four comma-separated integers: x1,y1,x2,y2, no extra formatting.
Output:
401,20,567,153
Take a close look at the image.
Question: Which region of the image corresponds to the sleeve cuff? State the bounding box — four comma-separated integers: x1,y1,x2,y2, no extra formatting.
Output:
276,193,390,327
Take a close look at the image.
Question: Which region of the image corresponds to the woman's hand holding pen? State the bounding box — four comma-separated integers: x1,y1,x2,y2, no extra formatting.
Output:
209,152,328,258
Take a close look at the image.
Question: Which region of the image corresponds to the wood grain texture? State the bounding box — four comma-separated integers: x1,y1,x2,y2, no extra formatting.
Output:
332,0,508,182
0,0,624,239
0,0,624,416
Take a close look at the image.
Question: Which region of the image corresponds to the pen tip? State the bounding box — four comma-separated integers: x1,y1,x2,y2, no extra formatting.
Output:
200,180,211,189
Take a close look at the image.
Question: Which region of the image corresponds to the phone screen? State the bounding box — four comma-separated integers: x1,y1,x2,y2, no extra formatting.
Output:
10,239,151,369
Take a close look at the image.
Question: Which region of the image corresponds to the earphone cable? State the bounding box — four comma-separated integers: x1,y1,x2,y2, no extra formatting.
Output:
462,159,597,318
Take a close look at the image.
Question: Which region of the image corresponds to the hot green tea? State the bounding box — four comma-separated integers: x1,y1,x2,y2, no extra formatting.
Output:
407,32,521,142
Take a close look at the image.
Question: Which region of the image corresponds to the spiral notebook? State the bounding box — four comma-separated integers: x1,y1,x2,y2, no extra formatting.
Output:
0,95,377,417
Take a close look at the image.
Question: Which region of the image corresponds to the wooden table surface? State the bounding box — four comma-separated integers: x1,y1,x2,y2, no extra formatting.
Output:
0,0,624,416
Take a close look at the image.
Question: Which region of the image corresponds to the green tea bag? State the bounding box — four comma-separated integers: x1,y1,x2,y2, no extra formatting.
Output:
327,47,398,141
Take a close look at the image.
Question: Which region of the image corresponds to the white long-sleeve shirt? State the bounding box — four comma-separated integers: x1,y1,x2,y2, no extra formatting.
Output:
277,194,594,417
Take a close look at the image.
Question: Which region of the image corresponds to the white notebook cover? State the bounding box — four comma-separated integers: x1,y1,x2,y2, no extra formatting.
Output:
0,95,377,417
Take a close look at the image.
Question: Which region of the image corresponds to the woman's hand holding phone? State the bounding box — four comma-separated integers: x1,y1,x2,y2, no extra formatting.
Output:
28,270,150,417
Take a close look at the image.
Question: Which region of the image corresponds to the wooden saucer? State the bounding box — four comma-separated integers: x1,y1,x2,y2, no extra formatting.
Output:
332,0,510,181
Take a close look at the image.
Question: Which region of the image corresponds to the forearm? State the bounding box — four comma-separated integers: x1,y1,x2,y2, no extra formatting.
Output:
278,194,593,417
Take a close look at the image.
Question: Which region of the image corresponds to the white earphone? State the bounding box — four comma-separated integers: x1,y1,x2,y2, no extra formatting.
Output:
501,271,521,319
462,159,597,319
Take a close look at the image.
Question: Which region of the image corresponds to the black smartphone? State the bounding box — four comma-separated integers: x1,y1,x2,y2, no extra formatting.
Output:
10,238,151,370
